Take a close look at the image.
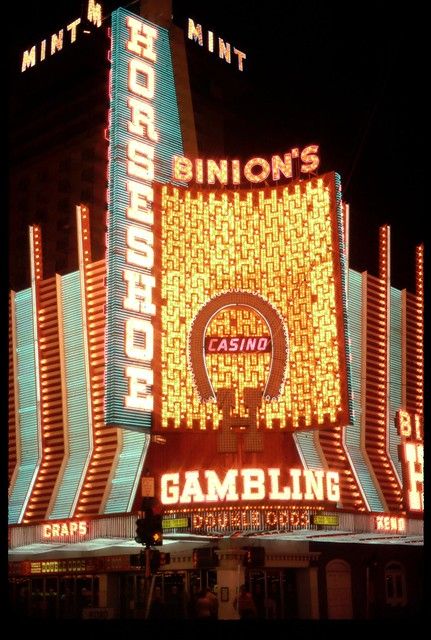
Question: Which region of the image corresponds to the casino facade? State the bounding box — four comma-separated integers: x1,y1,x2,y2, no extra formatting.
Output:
8,2,423,620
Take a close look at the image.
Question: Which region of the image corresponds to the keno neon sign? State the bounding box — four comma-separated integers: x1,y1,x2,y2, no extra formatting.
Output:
105,8,183,431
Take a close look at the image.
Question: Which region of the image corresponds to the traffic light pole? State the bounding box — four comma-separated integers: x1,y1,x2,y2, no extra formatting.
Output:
145,573,156,619
145,545,151,579
144,545,153,619
134,498,167,618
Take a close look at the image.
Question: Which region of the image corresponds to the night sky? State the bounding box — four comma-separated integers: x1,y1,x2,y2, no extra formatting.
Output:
9,0,425,291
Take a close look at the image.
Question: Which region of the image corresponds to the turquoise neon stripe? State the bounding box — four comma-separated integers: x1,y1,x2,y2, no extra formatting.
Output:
8,289,40,524
389,287,403,480
106,9,184,432
49,272,91,519
103,431,150,514
294,432,325,470
335,175,354,425
344,269,384,511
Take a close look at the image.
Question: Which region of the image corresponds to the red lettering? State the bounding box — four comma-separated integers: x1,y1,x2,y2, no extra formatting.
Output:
205,336,271,354
171,147,321,185
246,338,256,351
207,338,218,352
217,338,228,352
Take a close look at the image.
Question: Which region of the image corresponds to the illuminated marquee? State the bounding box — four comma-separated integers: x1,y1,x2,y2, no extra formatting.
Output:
42,521,88,539
374,515,406,533
205,336,271,353
189,508,314,533
21,0,103,72
172,145,319,185
189,291,288,404
155,173,351,431
187,18,246,71
31,560,87,575
106,8,183,431
396,409,423,512
160,468,340,505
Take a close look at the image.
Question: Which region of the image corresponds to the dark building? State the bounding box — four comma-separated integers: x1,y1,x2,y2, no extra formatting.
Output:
8,0,251,291
9,9,109,291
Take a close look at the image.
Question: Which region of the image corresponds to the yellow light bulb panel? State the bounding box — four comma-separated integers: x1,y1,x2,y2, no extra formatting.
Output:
155,172,350,431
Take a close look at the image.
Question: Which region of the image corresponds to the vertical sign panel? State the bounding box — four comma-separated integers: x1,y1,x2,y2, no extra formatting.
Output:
49,272,91,520
8,289,39,523
106,8,183,431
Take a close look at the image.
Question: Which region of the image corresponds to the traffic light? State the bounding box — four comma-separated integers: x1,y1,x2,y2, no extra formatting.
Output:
242,546,265,567
135,518,147,545
135,512,163,546
149,513,163,546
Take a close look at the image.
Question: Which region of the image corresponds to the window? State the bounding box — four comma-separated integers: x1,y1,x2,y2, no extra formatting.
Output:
59,158,71,172
385,562,406,607
81,189,93,202
18,177,29,192
18,199,29,213
81,168,94,182
36,170,49,183
57,198,70,214
82,147,95,161
58,179,71,193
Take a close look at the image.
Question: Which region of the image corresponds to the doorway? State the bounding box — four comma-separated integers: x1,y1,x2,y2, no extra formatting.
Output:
326,559,353,619
248,568,298,619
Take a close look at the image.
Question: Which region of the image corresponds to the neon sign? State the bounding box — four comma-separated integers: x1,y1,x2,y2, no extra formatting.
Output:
401,442,423,511
191,508,312,532
187,18,246,71
311,514,339,526
396,408,423,441
156,173,351,432
172,145,320,185
31,559,88,574
21,0,103,72
42,521,88,538
205,336,271,353
396,409,424,512
375,515,406,533
160,467,340,505
105,8,183,431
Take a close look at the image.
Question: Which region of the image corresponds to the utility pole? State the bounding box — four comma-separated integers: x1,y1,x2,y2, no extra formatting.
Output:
134,494,165,619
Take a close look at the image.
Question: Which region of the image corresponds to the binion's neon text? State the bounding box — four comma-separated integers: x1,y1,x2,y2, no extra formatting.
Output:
172,145,319,186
